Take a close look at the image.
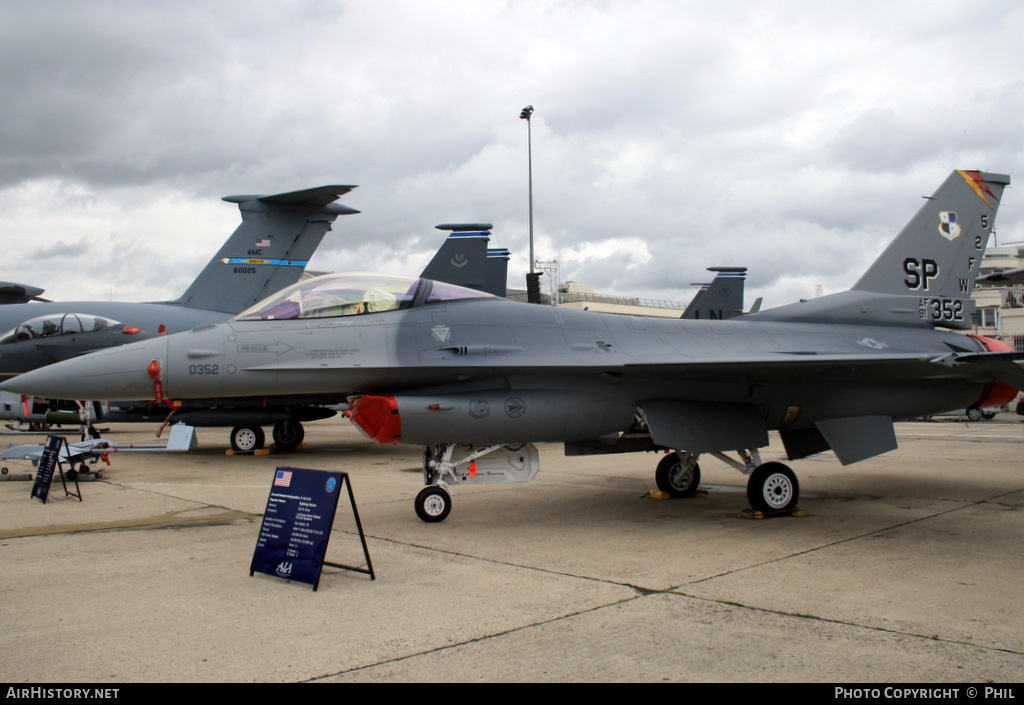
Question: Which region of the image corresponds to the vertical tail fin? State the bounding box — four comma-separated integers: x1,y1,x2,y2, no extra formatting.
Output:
852,170,1009,301
422,224,510,297
682,267,747,320
173,185,359,314
751,170,1010,329
485,246,511,298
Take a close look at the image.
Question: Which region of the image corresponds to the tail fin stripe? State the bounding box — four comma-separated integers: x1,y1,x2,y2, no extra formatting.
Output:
959,170,997,206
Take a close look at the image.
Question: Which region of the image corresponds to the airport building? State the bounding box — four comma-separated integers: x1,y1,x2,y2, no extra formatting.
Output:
973,241,1024,352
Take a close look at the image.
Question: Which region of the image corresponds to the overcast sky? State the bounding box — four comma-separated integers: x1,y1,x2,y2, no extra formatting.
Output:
2,0,1023,313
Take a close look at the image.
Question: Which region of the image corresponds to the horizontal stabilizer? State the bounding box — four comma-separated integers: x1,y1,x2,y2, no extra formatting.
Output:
223,185,360,213
977,266,1024,286
945,350,1024,391
0,282,47,304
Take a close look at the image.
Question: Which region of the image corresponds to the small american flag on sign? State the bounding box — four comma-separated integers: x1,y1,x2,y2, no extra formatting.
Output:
255,238,271,247
274,470,292,487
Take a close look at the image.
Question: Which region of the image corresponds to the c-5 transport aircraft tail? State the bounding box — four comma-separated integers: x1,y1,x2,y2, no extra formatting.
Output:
173,185,361,314
0,185,360,336
747,170,1008,329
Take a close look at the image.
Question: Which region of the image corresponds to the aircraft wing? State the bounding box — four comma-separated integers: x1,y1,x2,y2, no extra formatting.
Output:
622,351,1024,385
1,443,49,461
1,438,107,462
231,349,1022,390
0,426,196,461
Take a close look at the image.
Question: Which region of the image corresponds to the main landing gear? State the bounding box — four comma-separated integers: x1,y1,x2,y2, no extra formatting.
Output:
746,462,799,514
410,443,800,522
230,425,265,453
228,421,306,453
656,449,800,514
655,452,701,498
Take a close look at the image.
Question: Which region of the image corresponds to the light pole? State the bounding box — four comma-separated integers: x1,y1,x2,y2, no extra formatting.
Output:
519,105,534,274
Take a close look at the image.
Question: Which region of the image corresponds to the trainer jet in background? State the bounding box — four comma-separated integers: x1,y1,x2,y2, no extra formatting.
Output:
0,313,154,432
5,170,1022,521
0,312,155,379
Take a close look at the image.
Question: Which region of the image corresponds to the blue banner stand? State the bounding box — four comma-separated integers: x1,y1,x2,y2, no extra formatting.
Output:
250,467,375,591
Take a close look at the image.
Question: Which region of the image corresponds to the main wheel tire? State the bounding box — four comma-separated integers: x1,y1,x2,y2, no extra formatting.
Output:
415,486,452,523
272,421,305,448
655,453,701,498
230,425,265,453
747,462,799,513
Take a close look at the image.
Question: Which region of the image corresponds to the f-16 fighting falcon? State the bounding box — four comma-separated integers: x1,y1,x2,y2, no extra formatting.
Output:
4,170,1022,522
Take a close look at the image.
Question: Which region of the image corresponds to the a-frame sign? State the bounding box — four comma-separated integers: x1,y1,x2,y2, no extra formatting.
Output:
31,435,81,503
250,467,374,591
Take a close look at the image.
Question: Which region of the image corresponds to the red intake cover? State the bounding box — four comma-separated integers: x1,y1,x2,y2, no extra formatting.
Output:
347,395,401,445
966,335,1019,409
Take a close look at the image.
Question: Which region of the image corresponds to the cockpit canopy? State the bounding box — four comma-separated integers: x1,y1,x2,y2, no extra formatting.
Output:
234,273,495,321
0,313,119,344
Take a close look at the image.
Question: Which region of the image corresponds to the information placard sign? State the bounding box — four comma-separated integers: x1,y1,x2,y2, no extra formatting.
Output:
250,467,344,589
30,436,65,503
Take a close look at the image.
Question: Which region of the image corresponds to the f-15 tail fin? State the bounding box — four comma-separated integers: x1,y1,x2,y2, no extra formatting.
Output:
421,224,510,297
172,185,360,314
682,267,746,320
750,170,1010,329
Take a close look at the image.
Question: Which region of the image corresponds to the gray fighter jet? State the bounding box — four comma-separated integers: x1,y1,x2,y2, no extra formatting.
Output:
0,312,156,379
5,170,1023,522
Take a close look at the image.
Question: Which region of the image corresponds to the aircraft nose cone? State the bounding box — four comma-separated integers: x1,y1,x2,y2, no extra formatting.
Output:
0,336,169,401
